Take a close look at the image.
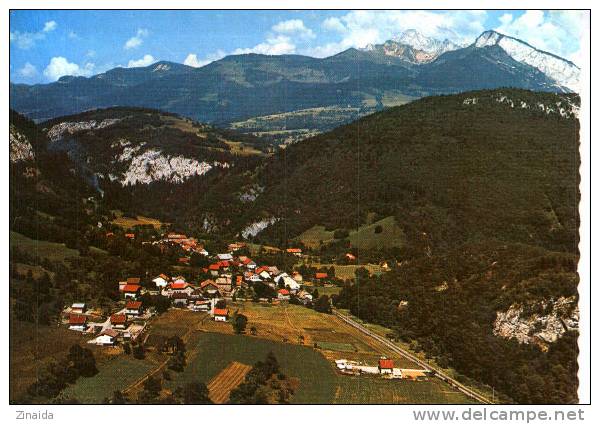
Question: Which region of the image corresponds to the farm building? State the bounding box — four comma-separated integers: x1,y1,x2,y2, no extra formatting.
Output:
214,308,229,322
68,314,88,331
378,358,394,374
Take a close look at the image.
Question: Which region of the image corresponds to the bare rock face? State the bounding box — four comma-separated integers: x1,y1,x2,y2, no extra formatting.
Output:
241,217,279,239
10,125,34,163
47,119,121,142
493,296,579,350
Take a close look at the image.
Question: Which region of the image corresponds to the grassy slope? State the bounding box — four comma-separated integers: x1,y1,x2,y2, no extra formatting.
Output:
297,216,405,250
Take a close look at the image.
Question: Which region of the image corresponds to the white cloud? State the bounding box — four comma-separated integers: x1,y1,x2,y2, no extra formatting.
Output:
184,50,226,68
19,62,37,78
124,28,149,50
499,13,513,26
322,17,346,33
495,10,589,64
127,54,156,68
43,21,57,32
272,19,315,39
308,10,489,57
233,35,296,56
43,56,95,81
10,20,58,49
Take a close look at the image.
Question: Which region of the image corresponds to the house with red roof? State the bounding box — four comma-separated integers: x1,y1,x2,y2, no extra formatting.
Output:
125,301,143,316
277,288,290,300
286,248,303,257
213,308,229,322
122,284,142,299
315,272,329,280
378,358,394,374
68,314,88,331
110,313,128,329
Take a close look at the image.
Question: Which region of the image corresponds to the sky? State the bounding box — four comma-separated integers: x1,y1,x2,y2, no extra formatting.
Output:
9,10,589,84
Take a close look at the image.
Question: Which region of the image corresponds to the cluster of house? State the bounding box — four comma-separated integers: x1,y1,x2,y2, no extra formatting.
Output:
63,245,325,347
334,358,429,380
64,296,147,347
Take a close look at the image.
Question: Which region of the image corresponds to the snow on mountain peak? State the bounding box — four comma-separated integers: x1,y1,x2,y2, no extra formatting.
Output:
393,29,462,56
473,30,580,92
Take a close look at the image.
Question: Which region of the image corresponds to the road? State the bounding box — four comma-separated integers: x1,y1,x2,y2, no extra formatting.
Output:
332,309,493,404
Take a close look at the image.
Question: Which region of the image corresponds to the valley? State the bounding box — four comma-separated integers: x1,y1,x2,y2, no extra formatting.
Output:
9,21,582,406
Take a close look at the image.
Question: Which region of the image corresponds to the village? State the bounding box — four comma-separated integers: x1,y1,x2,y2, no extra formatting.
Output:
61,231,428,384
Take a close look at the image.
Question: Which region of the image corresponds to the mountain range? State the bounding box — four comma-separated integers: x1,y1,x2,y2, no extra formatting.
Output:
10,30,580,132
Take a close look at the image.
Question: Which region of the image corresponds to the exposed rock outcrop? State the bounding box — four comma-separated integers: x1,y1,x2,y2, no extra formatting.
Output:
493,296,579,350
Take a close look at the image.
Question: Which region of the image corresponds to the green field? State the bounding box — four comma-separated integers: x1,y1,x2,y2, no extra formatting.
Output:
165,332,338,404
10,231,80,262
335,376,478,404
297,216,405,250
61,357,156,403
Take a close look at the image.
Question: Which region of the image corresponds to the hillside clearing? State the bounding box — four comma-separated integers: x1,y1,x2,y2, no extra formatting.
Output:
297,216,405,250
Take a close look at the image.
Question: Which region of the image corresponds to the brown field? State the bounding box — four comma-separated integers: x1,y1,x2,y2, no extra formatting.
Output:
112,214,165,229
207,361,252,404
197,303,416,368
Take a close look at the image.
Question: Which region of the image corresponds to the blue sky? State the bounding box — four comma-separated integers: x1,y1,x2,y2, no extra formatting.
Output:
10,10,588,84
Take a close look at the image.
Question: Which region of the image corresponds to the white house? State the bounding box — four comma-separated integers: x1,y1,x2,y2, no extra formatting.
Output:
152,275,169,289
274,273,300,291
213,308,229,322
217,253,233,261
95,329,118,346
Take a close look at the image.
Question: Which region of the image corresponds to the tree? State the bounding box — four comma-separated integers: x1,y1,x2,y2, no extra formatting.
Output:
314,295,331,314
216,299,227,309
168,351,186,372
133,343,145,359
232,313,248,334
182,381,212,404
110,390,128,404
67,344,98,377
143,376,162,397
